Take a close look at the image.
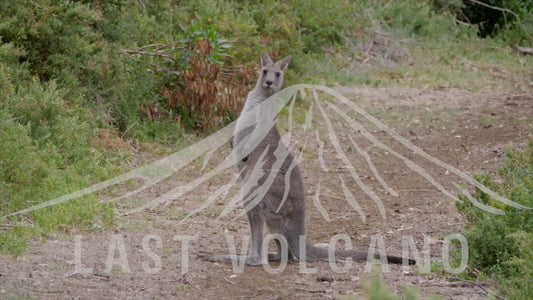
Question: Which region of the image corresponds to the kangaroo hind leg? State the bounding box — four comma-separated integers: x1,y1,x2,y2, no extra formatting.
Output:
266,215,295,261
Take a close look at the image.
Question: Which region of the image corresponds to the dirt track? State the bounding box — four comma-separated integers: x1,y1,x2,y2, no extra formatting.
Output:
1,86,531,299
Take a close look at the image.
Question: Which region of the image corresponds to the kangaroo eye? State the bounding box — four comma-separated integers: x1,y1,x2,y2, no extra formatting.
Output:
262,70,267,76
275,72,281,77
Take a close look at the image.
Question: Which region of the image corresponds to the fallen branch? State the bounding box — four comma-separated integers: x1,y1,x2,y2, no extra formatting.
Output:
296,288,328,294
466,0,520,21
1,218,35,229
6,115,26,123
122,49,175,60
1,224,32,228
449,277,506,300
421,281,486,288
449,277,489,291
516,46,533,55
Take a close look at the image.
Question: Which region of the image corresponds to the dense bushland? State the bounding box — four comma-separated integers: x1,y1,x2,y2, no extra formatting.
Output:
0,0,531,259
433,0,532,41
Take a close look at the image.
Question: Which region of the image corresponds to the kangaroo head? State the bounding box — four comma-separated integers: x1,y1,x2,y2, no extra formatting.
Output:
257,51,291,96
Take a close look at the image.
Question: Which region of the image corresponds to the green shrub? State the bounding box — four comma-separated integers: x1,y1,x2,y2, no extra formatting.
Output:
457,142,533,299
0,1,102,84
0,77,123,254
503,231,533,298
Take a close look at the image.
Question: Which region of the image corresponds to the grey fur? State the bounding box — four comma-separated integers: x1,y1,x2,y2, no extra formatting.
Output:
213,51,415,266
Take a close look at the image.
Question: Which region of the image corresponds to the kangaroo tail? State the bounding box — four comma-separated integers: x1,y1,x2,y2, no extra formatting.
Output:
303,244,416,265
381,254,416,265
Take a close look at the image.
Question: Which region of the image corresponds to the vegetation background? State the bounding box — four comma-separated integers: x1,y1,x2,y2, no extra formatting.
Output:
0,0,531,298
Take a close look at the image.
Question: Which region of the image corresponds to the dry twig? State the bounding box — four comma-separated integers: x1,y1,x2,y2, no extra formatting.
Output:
466,0,520,21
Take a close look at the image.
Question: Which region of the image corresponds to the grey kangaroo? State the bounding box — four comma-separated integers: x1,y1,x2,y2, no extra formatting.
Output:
216,51,415,266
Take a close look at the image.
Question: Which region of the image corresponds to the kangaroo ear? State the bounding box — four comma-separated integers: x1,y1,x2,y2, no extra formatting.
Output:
276,55,292,71
261,51,273,67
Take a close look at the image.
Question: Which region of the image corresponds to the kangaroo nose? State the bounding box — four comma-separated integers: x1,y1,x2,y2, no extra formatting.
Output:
265,80,273,86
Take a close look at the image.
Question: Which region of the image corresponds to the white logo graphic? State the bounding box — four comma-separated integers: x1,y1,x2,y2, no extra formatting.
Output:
7,84,529,220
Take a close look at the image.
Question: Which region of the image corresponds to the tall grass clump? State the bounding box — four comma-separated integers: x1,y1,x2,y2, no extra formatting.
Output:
456,142,533,299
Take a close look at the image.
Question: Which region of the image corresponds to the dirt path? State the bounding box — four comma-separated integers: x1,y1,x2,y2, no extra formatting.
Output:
1,87,531,299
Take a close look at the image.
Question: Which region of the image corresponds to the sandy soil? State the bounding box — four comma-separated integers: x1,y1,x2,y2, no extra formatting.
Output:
1,86,531,299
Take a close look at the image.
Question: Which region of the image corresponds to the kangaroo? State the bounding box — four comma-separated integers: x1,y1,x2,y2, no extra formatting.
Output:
213,51,415,266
